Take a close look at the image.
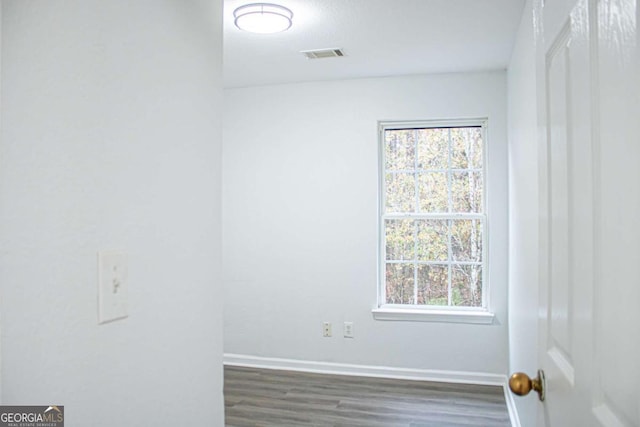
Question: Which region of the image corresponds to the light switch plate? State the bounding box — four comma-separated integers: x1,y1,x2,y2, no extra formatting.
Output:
98,251,128,324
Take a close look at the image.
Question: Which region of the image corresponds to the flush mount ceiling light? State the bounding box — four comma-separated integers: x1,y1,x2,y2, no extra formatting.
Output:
234,3,293,34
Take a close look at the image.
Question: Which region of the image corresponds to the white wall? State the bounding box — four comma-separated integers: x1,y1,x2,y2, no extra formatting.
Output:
507,1,538,425
0,1,224,425
0,1,3,402
223,72,509,374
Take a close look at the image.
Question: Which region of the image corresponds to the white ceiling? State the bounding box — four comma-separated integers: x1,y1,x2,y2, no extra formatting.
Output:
223,0,525,88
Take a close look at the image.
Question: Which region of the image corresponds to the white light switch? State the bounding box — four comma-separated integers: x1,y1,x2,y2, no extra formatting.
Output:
98,251,128,324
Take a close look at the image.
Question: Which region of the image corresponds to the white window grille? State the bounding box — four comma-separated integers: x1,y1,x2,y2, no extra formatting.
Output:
378,120,488,310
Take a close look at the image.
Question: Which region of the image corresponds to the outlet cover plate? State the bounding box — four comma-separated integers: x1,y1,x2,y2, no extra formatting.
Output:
98,251,128,324
344,322,354,338
322,321,332,337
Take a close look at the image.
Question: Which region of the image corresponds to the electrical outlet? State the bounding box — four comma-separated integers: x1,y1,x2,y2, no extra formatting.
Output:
344,321,354,338
322,321,332,337
98,251,128,324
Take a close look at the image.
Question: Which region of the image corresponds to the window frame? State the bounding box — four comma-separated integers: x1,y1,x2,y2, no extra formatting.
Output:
375,118,494,324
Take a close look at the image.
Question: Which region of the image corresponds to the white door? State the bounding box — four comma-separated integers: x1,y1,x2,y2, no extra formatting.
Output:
533,0,640,425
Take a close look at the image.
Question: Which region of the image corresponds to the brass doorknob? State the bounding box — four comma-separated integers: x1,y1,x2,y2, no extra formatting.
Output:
509,369,545,401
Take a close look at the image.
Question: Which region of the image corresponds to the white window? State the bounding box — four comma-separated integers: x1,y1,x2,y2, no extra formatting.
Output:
377,120,490,320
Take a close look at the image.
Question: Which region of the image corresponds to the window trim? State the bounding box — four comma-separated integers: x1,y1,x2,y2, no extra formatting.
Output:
372,307,495,324
376,118,494,323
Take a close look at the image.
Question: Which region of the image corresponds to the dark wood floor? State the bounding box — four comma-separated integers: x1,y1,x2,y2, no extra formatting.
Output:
224,366,512,427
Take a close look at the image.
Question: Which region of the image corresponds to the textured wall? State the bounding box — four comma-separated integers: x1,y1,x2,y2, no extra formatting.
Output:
0,1,224,425
223,71,509,375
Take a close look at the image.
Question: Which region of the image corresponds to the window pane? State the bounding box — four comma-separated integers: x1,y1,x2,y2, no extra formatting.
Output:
451,265,482,307
385,129,416,170
385,173,415,212
381,123,486,309
416,219,448,261
451,127,483,169
451,219,483,262
418,172,448,212
385,219,414,261
386,263,415,304
417,128,448,169
416,265,449,306
451,171,483,212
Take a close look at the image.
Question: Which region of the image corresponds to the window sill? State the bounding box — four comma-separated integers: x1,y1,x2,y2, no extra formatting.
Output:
372,307,495,324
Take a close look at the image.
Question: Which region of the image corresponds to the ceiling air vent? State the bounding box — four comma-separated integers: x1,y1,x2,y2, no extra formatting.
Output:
301,48,345,60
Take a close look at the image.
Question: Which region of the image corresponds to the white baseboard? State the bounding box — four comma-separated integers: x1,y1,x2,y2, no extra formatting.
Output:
503,378,522,427
224,353,505,385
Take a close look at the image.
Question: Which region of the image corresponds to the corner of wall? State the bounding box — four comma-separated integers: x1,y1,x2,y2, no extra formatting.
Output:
0,0,4,404
506,0,538,425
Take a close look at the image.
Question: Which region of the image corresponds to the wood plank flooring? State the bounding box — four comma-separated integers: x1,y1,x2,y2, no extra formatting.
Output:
224,366,512,427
